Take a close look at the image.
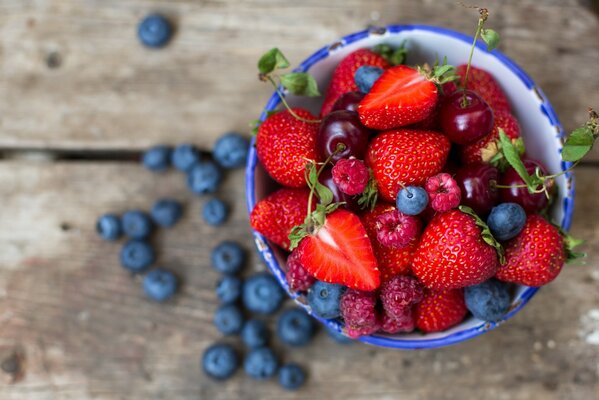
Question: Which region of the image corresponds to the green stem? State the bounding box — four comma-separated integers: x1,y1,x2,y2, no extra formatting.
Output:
462,9,488,107
267,76,321,124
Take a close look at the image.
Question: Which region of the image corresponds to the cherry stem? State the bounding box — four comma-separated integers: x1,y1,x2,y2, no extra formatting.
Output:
462,8,489,108
267,76,322,124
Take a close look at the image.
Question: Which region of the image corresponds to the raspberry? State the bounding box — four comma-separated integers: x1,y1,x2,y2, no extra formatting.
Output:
380,307,415,334
286,248,315,292
425,173,461,213
332,158,369,195
379,275,424,319
375,210,422,249
340,289,380,338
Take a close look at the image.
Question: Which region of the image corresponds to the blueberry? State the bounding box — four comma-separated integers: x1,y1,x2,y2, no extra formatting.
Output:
203,198,228,226
278,363,306,390
213,132,249,169
244,347,278,380
96,213,122,241
487,202,527,241
202,343,239,380
396,186,429,216
242,272,284,315
465,279,511,322
214,304,244,335
137,14,173,49
354,66,384,93
307,281,345,319
143,145,171,172
187,161,222,195
122,210,153,239
216,275,242,304
241,319,269,349
120,240,155,272
143,268,178,302
151,199,183,228
326,325,354,344
276,308,316,347
172,144,200,172
211,241,244,274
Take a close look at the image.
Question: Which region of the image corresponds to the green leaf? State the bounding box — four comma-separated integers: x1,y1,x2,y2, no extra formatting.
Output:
280,72,320,97
288,224,308,250
481,28,500,51
562,127,595,162
458,205,506,264
499,129,535,189
257,48,289,75
357,171,379,211
315,182,333,206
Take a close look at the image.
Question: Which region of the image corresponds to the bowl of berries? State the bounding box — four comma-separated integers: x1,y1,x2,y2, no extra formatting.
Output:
246,9,591,348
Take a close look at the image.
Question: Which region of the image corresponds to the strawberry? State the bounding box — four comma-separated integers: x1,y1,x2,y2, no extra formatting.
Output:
366,129,451,202
256,108,320,188
415,289,467,333
412,208,500,290
361,203,417,281
495,215,566,287
444,65,511,114
297,209,380,291
320,49,389,117
250,188,313,251
358,65,440,130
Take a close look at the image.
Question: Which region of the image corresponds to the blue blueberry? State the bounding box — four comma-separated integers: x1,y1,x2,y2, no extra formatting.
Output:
121,210,152,239
244,347,278,380
487,202,527,241
214,304,244,335
276,308,316,347
354,66,384,93
307,281,345,319
187,161,222,195
211,241,244,274
172,144,200,172
242,272,284,315
142,145,171,172
396,186,429,216
120,240,155,272
465,279,511,322
137,14,173,49
278,363,306,390
213,132,249,169
326,326,354,344
241,319,269,349
143,268,178,302
203,198,228,226
202,343,239,380
151,199,183,228
216,275,242,304
96,213,122,241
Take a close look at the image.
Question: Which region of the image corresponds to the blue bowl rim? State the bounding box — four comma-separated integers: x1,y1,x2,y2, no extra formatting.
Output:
244,24,575,349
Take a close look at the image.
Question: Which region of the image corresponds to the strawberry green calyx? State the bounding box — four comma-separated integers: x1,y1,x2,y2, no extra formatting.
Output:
417,57,458,86
357,170,379,211
554,224,586,263
458,205,506,264
373,42,408,66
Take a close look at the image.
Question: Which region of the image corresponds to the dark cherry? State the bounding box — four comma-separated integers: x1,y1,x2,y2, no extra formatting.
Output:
454,164,500,218
317,110,372,162
318,168,361,212
499,159,549,214
440,89,494,145
331,91,365,113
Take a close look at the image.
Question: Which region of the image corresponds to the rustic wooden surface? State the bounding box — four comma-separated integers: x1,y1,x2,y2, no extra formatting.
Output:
1,1,599,399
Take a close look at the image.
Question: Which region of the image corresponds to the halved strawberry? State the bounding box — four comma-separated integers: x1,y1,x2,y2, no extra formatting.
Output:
297,209,380,291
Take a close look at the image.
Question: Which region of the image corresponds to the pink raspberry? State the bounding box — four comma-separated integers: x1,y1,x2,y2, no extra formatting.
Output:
332,158,369,195
379,275,424,319
285,248,315,292
375,210,422,249
340,289,380,338
425,173,461,213
380,307,415,334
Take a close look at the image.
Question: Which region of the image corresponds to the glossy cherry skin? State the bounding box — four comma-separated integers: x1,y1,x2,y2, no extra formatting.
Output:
331,91,366,113
318,168,361,212
317,110,372,163
440,89,494,145
499,159,549,214
454,164,500,218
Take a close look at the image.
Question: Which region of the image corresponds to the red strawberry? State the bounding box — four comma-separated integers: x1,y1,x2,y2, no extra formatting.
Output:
459,111,521,165
320,49,389,117
366,129,451,202
297,209,380,291
412,209,499,289
361,203,417,281
358,65,440,130
496,215,566,287
256,108,320,187
444,65,511,114
415,289,467,333
250,188,313,251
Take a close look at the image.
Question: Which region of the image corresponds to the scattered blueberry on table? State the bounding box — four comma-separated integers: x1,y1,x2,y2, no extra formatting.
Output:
244,347,279,380
172,144,201,172
122,210,153,239
214,304,245,336
138,14,173,49
216,275,243,304
211,241,245,274
143,145,171,172
241,319,270,349
213,132,249,169
96,213,122,241
243,272,285,315
203,198,229,226
151,198,183,228
202,343,239,380
187,160,223,195
120,240,155,272
143,268,178,302
278,363,306,390
277,308,316,347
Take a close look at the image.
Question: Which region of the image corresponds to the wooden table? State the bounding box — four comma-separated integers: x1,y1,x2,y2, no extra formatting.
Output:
1,1,599,399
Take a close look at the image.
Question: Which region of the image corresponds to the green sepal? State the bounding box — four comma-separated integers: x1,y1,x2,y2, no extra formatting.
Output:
555,226,586,263
258,48,290,75
458,205,506,264
280,72,320,97
481,28,500,51
372,42,408,66
357,171,379,211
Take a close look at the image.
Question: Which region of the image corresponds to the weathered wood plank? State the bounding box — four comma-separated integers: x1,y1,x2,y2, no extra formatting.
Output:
0,161,598,399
